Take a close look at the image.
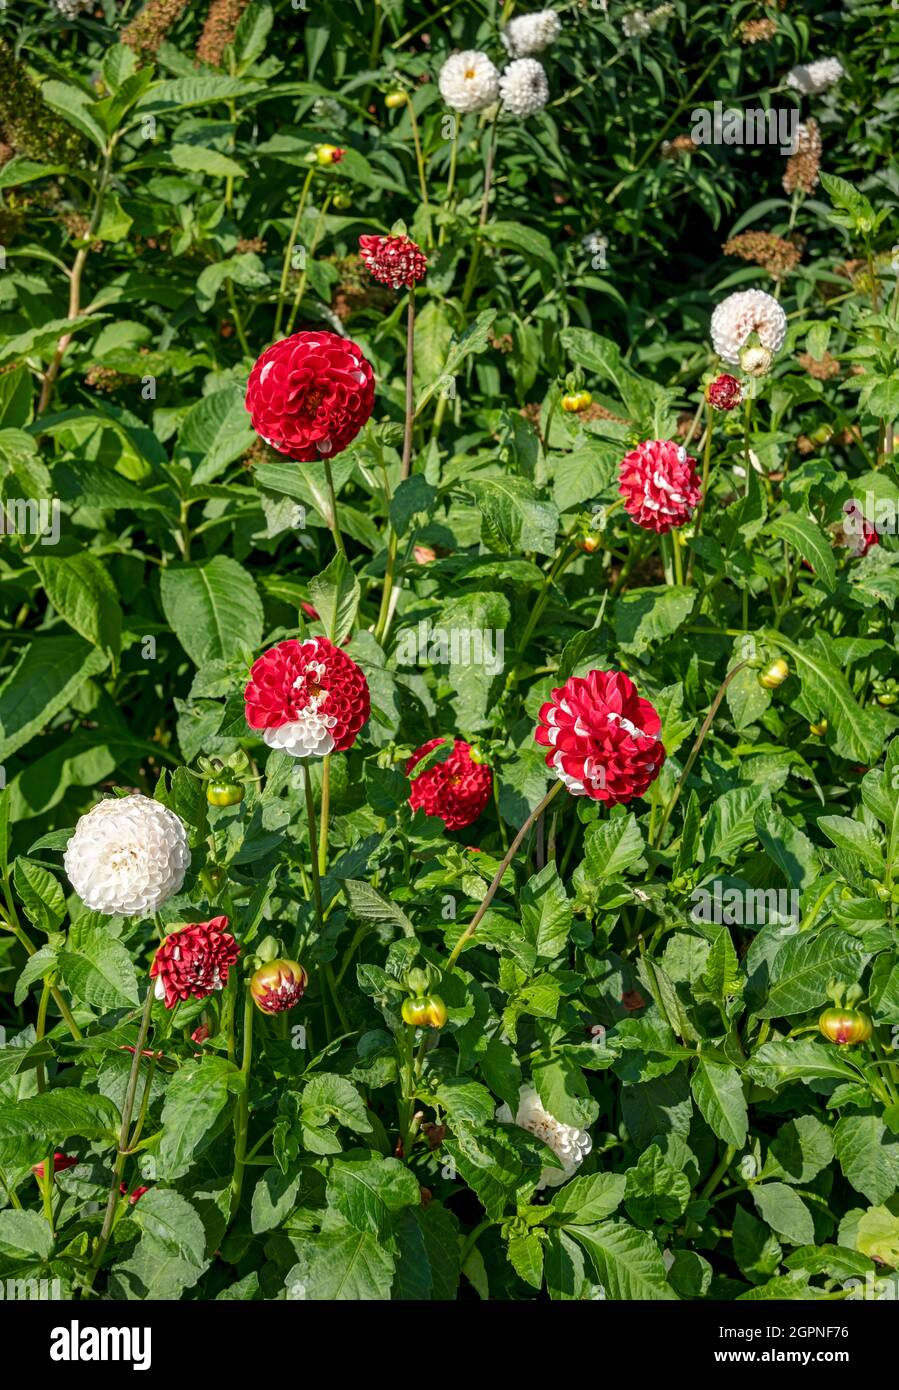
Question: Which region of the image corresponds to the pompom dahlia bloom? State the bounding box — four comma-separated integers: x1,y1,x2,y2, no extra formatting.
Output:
64,794,190,916
502,9,561,57
786,57,844,95
438,51,500,113
497,1085,592,1190
705,373,742,411
151,917,240,1009
710,289,787,367
245,331,375,462
499,58,549,116
244,637,370,758
619,439,701,533
535,670,665,804
406,737,493,831
359,233,427,289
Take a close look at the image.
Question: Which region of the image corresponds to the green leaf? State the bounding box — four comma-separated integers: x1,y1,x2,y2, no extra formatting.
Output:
58,921,140,1011
751,1183,815,1247
746,1039,861,1088
343,880,414,937
532,1052,598,1130
326,1155,421,1235
756,928,867,1020
833,1115,899,1204
286,1229,394,1300
0,1091,119,1160
733,1204,782,1284
624,1145,691,1226
766,630,885,764
691,1058,748,1147
308,552,360,645
769,514,836,593
157,1057,243,1181
414,310,496,414
28,550,122,660
302,1074,373,1134
520,862,572,961
0,637,109,762
13,858,66,933
481,221,557,277
508,1232,545,1289
0,1209,54,1260
615,586,695,656
568,1221,678,1300
175,384,255,481
159,557,263,667
549,1172,626,1224
467,477,559,558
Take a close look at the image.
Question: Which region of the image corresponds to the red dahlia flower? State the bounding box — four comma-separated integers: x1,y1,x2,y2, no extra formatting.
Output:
32,1153,78,1178
705,373,742,411
150,917,240,1009
245,331,375,462
244,636,370,758
618,439,702,533
406,738,493,831
359,233,428,289
121,1183,150,1204
535,669,665,804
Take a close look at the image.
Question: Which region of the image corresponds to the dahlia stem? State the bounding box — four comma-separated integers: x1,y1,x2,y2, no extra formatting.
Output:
318,754,331,875
461,113,500,311
228,987,253,1223
672,530,684,587
438,119,459,248
686,403,714,583
652,660,749,850
374,289,416,645
36,984,55,1233
444,780,564,973
406,101,431,245
322,457,347,557
274,166,314,339
742,394,753,629
286,192,332,337
86,985,155,1288
302,762,325,934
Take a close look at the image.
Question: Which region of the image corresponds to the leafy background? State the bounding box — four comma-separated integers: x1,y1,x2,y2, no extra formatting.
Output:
0,0,898,1301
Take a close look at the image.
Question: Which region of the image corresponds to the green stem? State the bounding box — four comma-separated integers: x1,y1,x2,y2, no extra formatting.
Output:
228,987,254,1222
699,1144,736,1202
444,780,564,973
8,922,81,1041
274,166,314,338
323,456,346,558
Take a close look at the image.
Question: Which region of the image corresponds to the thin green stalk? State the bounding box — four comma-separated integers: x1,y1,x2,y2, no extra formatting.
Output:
228,987,254,1222
323,456,347,558
406,100,431,244
286,193,332,335
274,166,314,338
438,118,459,248
444,781,564,973
374,290,416,645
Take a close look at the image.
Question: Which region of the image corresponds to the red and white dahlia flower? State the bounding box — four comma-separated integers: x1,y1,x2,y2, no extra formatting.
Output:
250,959,308,1015
244,637,370,758
406,737,493,831
535,670,665,804
245,331,375,462
705,373,742,411
618,438,701,533
150,917,240,1009
359,233,427,289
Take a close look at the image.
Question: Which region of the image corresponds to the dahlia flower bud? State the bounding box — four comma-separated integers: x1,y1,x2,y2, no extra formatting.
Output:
818,1008,872,1045
358,233,427,289
64,794,191,916
499,58,549,117
711,289,787,367
535,669,665,804
618,439,702,533
250,959,308,1014
244,636,370,758
438,51,500,113
32,1153,78,1179
786,57,844,95
740,344,773,378
150,917,240,1009
758,657,789,690
497,1084,591,1190
502,9,561,57
406,737,493,831
245,331,375,462
316,144,345,165
705,373,742,411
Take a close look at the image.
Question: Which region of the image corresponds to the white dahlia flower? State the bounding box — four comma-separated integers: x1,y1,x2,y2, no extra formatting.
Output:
502,9,561,57
64,794,191,917
786,57,844,95
50,0,92,14
710,289,787,367
621,9,652,37
438,51,500,113
497,1084,592,1189
499,58,549,117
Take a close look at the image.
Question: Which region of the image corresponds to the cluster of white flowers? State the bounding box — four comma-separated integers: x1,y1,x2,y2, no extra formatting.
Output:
622,3,673,38
312,96,346,128
497,1084,592,1189
502,9,561,57
439,9,560,120
64,794,191,917
786,57,845,95
710,289,788,370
